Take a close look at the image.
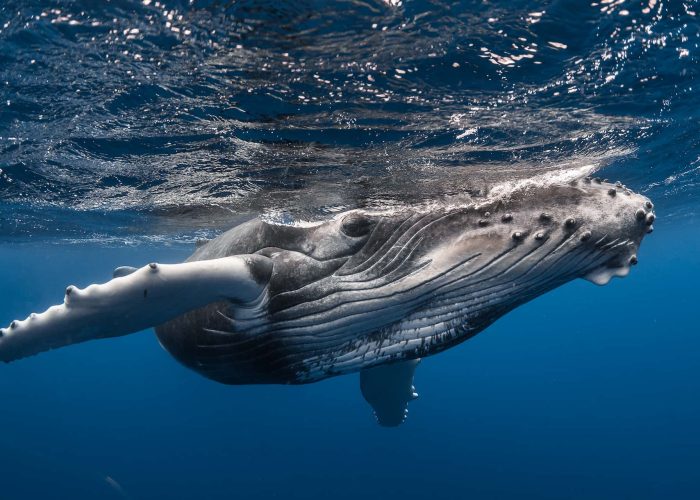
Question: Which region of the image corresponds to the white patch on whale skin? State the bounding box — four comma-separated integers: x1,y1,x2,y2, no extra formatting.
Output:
0,256,271,363
584,264,631,285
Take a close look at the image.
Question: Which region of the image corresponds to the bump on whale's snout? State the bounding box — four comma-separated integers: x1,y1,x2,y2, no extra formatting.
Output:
580,179,655,286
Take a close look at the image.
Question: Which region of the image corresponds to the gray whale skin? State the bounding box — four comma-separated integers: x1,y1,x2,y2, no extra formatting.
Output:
0,179,655,426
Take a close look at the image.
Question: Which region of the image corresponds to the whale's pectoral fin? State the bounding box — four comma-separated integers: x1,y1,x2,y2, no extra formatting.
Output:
360,358,420,427
0,255,273,363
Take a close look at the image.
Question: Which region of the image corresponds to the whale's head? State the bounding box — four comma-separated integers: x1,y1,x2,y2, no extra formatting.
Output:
421,178,655,296
495,178,654,286
569,179,654,285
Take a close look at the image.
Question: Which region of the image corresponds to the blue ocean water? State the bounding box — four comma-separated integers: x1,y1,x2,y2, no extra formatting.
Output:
0,0,698,498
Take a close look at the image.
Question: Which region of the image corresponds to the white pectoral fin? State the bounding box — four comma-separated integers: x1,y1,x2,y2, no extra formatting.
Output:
0,255,272,363
360,358,420,427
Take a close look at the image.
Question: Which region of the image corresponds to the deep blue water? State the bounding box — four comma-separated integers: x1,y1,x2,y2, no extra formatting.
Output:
1,0,699,498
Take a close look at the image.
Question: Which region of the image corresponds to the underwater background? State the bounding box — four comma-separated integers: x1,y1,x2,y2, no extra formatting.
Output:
0,0,698,498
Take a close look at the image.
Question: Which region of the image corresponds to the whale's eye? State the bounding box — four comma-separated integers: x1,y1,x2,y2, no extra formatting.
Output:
341,214,373,237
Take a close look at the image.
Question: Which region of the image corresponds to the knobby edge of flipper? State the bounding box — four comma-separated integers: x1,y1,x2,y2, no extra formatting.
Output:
0,255,273,363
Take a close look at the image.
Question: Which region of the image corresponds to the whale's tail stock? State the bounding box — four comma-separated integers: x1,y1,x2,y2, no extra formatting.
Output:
0,255,272,363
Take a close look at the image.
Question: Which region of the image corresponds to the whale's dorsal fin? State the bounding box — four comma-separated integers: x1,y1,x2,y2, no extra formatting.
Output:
0,255,273,363
360,358,420,427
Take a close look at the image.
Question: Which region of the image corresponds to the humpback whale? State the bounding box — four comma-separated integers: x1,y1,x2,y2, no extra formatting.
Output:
0,179,655,426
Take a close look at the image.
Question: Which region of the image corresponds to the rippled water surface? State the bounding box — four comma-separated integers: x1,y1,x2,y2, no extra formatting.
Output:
1,0,698,240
